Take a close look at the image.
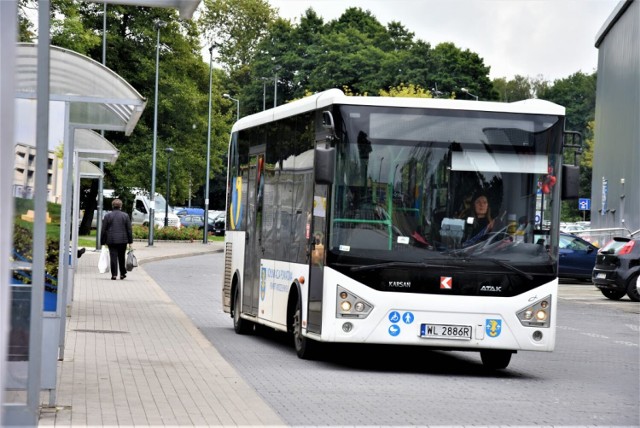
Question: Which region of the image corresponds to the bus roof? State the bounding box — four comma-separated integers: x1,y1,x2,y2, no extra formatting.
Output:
229,89,565,134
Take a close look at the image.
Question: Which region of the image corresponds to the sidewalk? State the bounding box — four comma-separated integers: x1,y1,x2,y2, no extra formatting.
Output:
38,241,285,427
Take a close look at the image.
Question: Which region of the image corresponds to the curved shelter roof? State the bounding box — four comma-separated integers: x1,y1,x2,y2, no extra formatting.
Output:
15,43,146,136
74,129,119,164
79,160,104,179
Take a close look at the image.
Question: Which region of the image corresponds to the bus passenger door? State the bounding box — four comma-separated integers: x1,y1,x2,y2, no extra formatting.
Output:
243,149,265,318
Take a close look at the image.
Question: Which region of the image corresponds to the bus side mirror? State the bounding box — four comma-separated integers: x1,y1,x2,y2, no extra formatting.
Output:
561,164,579,199
315,146,335,185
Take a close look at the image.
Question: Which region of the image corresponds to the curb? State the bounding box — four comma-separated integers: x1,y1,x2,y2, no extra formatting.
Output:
137,248,223,266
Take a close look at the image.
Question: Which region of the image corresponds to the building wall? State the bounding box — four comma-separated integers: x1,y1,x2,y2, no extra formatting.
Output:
592,0,639,234
13,142,62,203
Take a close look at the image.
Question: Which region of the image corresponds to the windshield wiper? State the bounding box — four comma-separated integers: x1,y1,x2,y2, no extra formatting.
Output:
345,261,463,272
482,258,534,281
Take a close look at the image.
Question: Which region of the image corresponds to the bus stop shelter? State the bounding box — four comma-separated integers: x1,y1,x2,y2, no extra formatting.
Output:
1,2,201,425
5,43,145,426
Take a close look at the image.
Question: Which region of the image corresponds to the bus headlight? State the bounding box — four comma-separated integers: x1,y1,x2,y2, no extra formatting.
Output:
516,295,551,328
336,285,373,319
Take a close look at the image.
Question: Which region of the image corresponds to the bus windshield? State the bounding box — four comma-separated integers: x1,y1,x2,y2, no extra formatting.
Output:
328,104,563,274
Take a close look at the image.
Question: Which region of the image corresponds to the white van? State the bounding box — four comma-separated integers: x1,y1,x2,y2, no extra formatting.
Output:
131,191,181,228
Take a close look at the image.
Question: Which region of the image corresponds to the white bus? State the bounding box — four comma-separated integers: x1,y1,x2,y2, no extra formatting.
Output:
221,89,580,369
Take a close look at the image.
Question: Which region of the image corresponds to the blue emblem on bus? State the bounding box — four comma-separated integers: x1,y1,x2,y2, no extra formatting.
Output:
229,176,244,230
402,312,414,324
389,311,401,323
388,324,401,336
485,319,502,337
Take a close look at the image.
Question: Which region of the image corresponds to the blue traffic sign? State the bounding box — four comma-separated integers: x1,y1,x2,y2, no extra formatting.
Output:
578,198,591,211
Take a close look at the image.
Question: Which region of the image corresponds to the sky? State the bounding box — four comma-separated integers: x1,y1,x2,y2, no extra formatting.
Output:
265,0,621,81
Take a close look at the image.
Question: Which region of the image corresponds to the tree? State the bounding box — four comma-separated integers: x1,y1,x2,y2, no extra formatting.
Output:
538,72,596,136
18,0,36,41
242,7,495,113
428,42,494,101
379,83,432,98
26,1,234,233
198,0,276,73
540,73,597,222
492,75,533,101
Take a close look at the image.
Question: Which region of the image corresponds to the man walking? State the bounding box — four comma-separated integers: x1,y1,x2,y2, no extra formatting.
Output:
100,198,133,280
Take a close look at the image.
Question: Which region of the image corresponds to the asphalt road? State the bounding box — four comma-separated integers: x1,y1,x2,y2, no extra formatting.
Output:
145,253,640,426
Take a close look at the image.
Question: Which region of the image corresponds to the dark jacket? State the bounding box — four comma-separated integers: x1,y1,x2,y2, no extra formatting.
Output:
101,209,133,245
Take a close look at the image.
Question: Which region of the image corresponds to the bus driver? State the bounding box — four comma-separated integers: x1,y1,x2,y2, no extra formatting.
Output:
462,191,495,247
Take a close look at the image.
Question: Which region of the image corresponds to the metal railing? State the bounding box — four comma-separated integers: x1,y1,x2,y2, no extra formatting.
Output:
568,227,635,247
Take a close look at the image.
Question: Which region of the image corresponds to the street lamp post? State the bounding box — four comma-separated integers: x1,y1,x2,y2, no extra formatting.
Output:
460,87,479,101
149,19,166,246
164,147,174,227
259,77,269,111
272,65,281,108
204,45,213,244
223,93,240,120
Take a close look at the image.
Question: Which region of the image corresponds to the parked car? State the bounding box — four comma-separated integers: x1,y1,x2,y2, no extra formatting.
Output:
179,215,208,231
592,236,640,302
90,209,109,229
561,223,586,233
211,211,225,236
175,207,204,217
557,232,599,281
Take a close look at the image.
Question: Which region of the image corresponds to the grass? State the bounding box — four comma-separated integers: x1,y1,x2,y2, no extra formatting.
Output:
78,230,96,247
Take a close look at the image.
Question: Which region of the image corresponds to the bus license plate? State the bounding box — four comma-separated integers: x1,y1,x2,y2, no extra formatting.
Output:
421,324,472,340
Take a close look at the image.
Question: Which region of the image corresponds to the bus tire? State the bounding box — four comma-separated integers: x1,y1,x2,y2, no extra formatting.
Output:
480,350,512,370
233,286,252,334
293,297,316,359
600,288,626,300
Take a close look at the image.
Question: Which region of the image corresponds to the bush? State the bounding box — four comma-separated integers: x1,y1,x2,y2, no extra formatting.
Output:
13,223,59,289
132,224,208,241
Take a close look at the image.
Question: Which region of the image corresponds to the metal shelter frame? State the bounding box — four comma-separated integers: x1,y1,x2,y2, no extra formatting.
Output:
2,1,201,424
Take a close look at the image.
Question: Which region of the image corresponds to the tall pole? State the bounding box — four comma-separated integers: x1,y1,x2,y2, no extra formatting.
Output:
149,20,165,246
262,80,266,111
273,71,278,108
164,147,173,227
204,45,213,244
96,3,106,249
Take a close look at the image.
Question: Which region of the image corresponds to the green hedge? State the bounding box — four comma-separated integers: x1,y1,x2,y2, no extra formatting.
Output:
132,224,217,241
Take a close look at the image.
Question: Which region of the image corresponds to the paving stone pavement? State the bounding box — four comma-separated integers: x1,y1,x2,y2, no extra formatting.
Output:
37,240,285,427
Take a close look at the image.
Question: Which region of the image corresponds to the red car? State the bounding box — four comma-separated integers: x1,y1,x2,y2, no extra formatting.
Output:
592,236,640,302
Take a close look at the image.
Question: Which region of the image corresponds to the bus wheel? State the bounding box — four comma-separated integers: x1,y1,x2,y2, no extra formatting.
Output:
600,288,626,300
233,286,252,334
480,350,512,370
293,298,316,359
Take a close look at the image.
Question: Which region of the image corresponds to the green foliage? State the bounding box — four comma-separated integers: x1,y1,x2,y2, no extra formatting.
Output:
538,71,596,135
243,7,494,113
379,83,432,98
18,0,36,41
10,199,90,287
132,224,220,241
199,0,276,73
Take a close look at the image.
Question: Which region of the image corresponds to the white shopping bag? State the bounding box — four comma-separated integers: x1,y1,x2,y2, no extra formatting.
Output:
98,246,110,274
